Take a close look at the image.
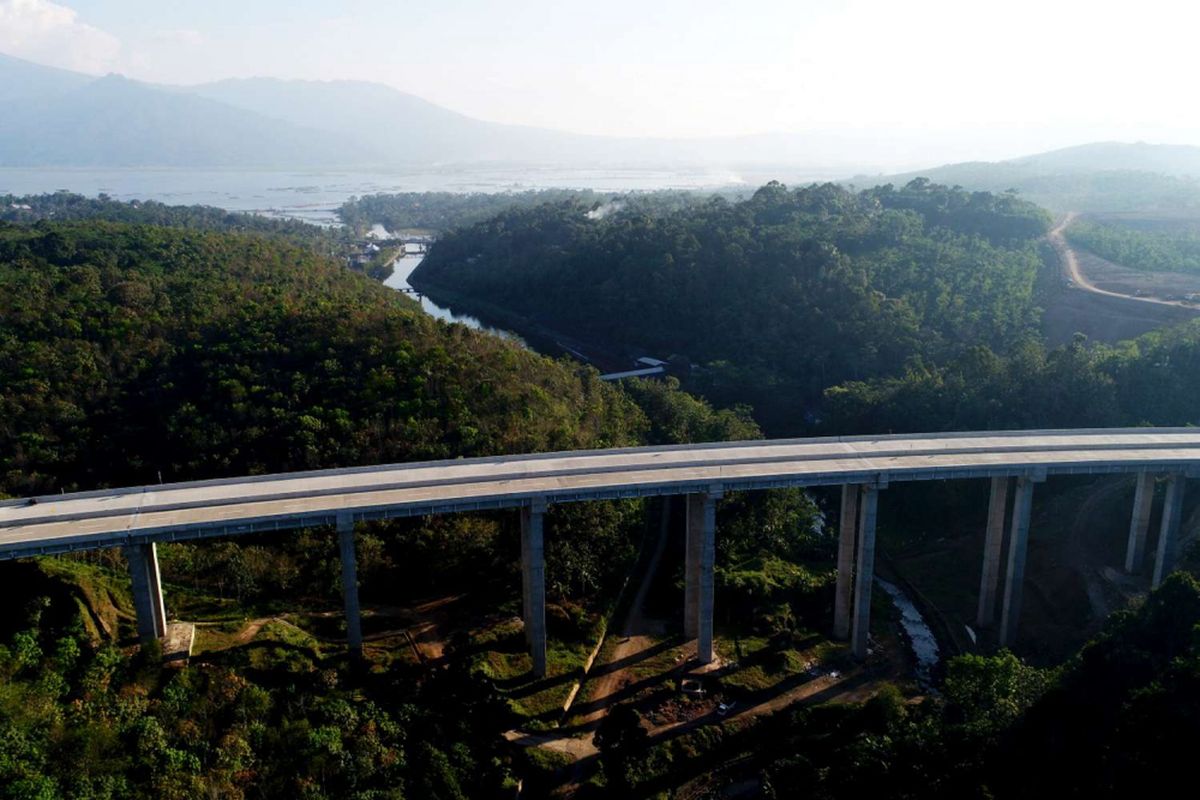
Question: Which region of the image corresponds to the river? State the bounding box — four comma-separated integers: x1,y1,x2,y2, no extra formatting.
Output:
383,252,527,345
876,577,941,688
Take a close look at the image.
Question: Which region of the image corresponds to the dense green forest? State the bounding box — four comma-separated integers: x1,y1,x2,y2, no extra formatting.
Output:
0,220,646,495
3,191,1199,798
0,193,408,280
1,193,348,246
823,320,1200,434
337,189,715,235
0,216,792,797
1067,215,1200,274
413,180,1050,430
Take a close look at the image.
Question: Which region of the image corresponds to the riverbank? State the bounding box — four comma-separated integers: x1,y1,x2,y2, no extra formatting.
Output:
410,277,634,372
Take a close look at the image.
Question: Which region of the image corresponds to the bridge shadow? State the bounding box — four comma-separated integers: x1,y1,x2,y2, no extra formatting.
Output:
497,666,582,698
626,670,875,797
585,636,680,680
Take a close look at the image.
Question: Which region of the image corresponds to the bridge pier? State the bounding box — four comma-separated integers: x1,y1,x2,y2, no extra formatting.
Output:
999,477,1036,647
1124,472,1157,574
977,477,1010,627
698,490,720,663
684,489,721,663
125,542,166,643
833,483,861,640
337,512,364,657
850,484,881,659
521,498,547,677
1152,474,1187,589
684,494,702,638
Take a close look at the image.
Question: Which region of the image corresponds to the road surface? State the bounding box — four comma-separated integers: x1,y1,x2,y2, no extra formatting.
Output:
3,428,1200,559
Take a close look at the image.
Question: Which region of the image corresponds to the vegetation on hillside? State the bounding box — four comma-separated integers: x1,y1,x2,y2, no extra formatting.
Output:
337,189,714,234
4,188,1198,798
413,180,1050,430
1067,215,1200,274
0,220,645,496
0,214,794,797
0,559,517,799
824,320,1200,434
1,192,348,247
591,574,1200,797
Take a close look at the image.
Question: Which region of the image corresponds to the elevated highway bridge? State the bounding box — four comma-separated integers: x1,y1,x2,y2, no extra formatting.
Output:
2,428,1196,674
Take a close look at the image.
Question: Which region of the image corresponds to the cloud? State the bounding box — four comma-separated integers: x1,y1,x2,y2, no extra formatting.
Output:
0,0,121,74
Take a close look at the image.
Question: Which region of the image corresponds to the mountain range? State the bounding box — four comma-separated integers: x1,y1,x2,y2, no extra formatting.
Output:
0,52,874,170
7,50,1200,190
860,142,1200,212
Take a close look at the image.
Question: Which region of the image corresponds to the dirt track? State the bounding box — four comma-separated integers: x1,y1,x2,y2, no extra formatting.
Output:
1042,214,1200,345
1052,213,1200,310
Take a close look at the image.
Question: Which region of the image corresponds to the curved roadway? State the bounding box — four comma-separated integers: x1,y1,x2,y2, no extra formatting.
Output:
1052,212,1200,310
2,428,1199,559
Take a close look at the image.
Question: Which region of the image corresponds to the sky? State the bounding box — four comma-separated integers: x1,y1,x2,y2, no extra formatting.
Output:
2,0,1199,161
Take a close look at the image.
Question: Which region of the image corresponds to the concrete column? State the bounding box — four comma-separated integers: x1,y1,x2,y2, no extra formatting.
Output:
833,484,861,640
999,477,1035,647
1152,474,1187,589
977,477,1010,628
337,513,364,657
521,498,548,677
125,542,166,642
1124,472,1156,574
850,484,880,659
685,493,703,638
695,488,721,664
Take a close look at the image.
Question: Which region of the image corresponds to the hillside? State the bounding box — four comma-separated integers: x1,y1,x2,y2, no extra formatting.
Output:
1013,141,1200,175
0,51,90,103
412,180,1051,431
0,69,371,168
867,142,1200,212
0,219,652,495
0,212,792,798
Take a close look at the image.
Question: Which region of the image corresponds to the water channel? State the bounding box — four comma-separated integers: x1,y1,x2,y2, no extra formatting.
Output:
383,251,526,345
876,577,942,688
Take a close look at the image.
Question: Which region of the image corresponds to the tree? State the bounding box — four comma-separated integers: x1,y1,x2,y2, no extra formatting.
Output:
592,703,649,791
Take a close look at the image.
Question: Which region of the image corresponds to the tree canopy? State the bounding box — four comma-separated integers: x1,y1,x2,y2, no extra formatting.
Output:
413,180,1050,431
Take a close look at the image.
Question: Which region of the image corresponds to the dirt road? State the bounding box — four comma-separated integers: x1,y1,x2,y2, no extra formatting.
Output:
1051,213,1199,310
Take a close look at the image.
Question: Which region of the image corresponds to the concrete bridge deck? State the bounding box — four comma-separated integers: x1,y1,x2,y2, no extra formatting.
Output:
2,427,1196,672
2,428,1199,558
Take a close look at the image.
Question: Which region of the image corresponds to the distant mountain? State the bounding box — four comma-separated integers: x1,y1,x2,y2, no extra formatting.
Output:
1010,141,1200,176
0,52,891,171
861,142,1200,213
187,76,597,165
12,50,1200,179
0,52,90,104
187,77,890,171
0,57,375,168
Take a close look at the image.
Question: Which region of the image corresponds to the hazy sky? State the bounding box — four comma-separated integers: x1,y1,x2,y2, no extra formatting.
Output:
2,0,1198,159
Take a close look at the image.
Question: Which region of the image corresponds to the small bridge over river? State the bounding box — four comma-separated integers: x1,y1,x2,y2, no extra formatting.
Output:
1,428,1196,675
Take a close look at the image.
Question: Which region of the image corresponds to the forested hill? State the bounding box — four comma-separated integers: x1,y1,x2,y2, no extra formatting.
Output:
0,219,657,496
1,192,354,252
0,213,767,797
413,180,1051,429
